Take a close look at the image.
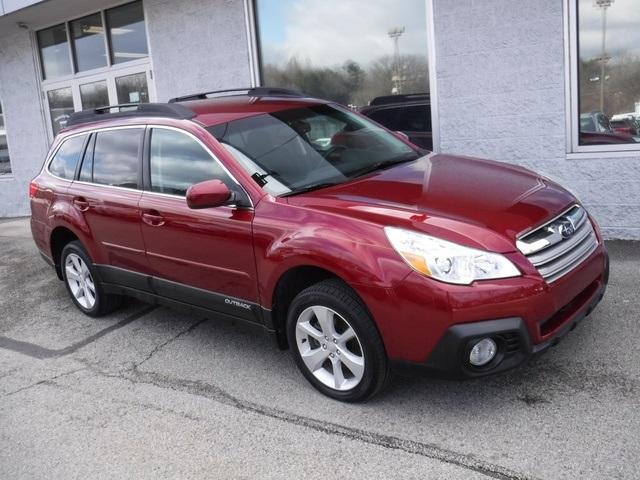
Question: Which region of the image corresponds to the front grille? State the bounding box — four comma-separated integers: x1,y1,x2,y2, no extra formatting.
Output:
516,205,598,283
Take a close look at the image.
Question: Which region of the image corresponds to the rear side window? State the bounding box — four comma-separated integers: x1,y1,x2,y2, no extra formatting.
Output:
48,135,86,179
368,105,431,133
149,128,235,197
92,128,142,188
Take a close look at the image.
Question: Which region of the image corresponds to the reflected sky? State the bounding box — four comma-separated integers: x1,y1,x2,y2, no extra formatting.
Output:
256,0,428,67
579,0,640,59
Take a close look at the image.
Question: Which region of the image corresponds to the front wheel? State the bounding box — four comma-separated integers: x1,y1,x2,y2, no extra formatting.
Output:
287,279,390,402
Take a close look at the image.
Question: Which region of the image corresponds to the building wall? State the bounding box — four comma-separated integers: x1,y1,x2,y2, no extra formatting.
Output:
433,0,640,239
0,29,50,217
144,0,252,102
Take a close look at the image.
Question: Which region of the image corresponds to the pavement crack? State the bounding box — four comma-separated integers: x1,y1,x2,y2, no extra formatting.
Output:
133,318,207,371
4,367,87,397
80,365,540,480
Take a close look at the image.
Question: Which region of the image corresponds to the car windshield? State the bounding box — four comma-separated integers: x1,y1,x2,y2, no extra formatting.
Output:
207,104,422,196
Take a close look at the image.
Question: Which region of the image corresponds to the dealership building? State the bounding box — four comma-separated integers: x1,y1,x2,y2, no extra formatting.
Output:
0,0,638,239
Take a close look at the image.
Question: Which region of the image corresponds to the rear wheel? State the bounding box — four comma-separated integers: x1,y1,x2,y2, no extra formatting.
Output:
61,241,121,317
287,279,390,402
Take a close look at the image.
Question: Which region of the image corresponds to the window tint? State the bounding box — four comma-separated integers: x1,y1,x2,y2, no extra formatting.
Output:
149,128,232,196
368,105,431,133
78,134,95,182
49,135,86,180
93,129,141,188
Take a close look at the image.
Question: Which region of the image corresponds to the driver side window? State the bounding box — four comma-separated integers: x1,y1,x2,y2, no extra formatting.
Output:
149,127,243,201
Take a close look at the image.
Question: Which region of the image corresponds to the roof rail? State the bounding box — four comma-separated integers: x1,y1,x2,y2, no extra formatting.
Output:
369,93,430,106
65,103,197,127
168,87,305,103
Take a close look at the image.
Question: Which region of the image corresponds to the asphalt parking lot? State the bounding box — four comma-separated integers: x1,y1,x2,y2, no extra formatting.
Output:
0,217,638,480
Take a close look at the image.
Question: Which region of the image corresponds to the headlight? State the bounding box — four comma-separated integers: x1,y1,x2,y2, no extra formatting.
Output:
384,227,520,285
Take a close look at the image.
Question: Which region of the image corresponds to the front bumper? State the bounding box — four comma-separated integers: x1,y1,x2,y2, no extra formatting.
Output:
356,241,609,377
391,278,606,378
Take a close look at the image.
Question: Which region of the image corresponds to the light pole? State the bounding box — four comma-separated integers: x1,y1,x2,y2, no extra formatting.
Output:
388,26,405,94
594,0,614,113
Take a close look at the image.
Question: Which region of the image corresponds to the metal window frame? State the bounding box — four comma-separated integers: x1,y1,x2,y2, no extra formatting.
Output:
32,0,155,141
243,0,441,152
565,0,640,155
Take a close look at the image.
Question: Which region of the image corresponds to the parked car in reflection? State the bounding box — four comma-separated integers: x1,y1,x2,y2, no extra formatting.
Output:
359,93,432,150
579,112,636,145
610,117,640,140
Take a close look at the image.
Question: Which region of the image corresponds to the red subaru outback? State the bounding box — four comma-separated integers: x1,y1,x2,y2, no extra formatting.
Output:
30,88,608,401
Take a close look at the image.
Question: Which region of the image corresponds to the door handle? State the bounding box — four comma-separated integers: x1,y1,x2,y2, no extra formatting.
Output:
142,210,165,227
73,196,90,212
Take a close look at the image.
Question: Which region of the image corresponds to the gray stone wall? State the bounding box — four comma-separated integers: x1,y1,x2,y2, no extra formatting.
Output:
433,0,640,239
0,29,50,217
144,0,252,102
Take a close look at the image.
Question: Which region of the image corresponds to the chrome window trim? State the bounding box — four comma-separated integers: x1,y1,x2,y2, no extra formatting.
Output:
47,123,254,209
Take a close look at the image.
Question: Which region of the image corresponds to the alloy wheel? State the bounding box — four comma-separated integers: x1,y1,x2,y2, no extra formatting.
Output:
295,305,365,391
65,253,96,310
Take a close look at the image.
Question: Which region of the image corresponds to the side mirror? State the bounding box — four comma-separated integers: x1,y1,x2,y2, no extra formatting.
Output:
186,179,233,209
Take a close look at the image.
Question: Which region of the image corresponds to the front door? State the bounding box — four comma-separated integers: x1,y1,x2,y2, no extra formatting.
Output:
138,126,259,322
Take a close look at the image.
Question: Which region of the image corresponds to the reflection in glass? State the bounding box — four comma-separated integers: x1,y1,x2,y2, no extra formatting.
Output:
578,0,640,145
93,129,142,188
80,81,110,109
47,87,74,136
37,24,72,79
71,13,108,72
49,135,87,180
255,0,429,107
0,102,11,175
115,72,149,104
150,128,229,196
106,1,149,64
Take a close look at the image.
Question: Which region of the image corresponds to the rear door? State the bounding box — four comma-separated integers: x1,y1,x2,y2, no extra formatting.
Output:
138,126,259,321
68,127,150,277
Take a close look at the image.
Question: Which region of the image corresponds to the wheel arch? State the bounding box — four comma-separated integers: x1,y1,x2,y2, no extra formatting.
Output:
50,226,81,279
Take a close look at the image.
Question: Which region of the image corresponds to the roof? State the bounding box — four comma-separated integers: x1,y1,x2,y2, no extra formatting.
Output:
62,89,330,131
181,95,329,127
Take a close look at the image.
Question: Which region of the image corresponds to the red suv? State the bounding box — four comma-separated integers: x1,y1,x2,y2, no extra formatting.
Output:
30,88,608,401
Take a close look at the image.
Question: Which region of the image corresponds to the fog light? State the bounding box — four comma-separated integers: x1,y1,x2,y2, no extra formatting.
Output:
469,338,497,366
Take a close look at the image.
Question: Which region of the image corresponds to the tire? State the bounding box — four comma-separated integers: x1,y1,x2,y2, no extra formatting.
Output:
60,240,122,317
287,279,391,402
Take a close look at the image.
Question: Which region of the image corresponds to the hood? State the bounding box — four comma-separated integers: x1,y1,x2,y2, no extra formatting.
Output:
286,154,576,253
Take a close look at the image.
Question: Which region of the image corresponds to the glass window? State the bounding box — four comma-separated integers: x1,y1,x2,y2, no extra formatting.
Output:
80,80,109,109
106,1,149,64
47,87,74,136
578,0,640,145
48,135,87,180
116,72,149,104
0,101,11,176
149,128,232,196
37,24,72,79
255,0,430,108
93,128,141,188
209,103,420,197
78,134,95,182
70,13,108,72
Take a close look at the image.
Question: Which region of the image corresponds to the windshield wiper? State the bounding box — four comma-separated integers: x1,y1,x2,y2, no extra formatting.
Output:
350,153,420,179
280,182,339,197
